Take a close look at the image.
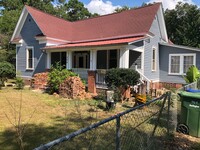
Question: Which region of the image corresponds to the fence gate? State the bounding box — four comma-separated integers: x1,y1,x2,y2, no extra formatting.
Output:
34,92,172,150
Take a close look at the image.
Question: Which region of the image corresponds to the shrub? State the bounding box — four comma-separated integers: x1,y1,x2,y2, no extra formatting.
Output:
48,64,77,94
0,61,15,87
105,68,140,102
183,65,200,83
105,68,140,89
15,76,24,89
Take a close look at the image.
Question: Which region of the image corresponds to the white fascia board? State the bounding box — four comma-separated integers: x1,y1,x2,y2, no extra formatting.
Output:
36,36,70,45
11,7,28,42
46,37,70,43
157,4,168,42
128,38,145,45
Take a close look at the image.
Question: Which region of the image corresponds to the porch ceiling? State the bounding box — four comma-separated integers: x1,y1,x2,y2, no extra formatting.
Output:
43,36,145,50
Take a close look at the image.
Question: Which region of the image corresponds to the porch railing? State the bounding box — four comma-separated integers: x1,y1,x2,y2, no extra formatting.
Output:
135,65,151,92
96,69,107,85
71,68,88,82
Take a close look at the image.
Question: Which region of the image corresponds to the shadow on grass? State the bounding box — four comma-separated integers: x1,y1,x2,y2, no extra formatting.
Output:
1,114,200,150
0,122,75,150
0,113,99,150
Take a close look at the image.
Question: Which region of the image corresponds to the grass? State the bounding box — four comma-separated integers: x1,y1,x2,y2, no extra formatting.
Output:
0,87,129,150
2,87,198,150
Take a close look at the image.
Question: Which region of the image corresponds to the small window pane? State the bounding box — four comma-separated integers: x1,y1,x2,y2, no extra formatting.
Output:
184,56,193,73
171,56,180,73
27,48,33,69
97,50,107,69
152,49,156,71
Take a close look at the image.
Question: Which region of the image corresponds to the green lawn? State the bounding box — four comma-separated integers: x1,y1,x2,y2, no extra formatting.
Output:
0,87,128,150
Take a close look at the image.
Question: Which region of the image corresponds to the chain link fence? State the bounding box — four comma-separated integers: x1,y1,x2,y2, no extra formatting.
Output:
178,78,200,91
34,92,172,150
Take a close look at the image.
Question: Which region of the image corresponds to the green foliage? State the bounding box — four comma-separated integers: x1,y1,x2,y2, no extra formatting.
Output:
48,64,77,94
114,6,130,13
183,65,200,83
165,2,200,48
65,0,93,21
15,72,24,89
0,49,16,65
0,61,15,87
15,77,24,89
105,68,140,89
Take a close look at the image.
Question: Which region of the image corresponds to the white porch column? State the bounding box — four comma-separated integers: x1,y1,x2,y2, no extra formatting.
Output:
90,50,97,70
119,47,129,68
46,51,51,69
67,51,72,69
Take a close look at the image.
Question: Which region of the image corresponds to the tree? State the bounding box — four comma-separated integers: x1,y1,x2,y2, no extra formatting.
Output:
64,0,93,21
0,62,15,87
114,6,130,13
165,2,200,48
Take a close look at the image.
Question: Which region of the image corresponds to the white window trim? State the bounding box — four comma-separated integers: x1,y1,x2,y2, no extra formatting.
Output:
16,45,21,72
168,53,196,75
151,47,156,71
26,46,34,70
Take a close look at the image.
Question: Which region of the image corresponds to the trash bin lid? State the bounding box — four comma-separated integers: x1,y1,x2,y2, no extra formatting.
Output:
186,89,200,93
179,91,200,99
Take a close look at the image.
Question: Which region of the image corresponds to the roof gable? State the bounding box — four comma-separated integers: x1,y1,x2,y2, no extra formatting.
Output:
11,3,163,43
25,5,72,41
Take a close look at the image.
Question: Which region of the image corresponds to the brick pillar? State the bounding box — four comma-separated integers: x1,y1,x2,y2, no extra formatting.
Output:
87,70,97,94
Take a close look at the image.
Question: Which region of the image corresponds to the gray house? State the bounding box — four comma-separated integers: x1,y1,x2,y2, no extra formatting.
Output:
11,3,200,92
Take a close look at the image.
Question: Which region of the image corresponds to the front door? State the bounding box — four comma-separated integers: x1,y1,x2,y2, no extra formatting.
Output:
73,51,90,68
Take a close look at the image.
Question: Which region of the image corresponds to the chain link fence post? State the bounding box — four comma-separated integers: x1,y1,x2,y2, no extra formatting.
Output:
116,116,121,150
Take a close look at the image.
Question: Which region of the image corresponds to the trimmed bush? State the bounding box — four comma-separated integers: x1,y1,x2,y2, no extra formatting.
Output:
105,68,140,89
105,68,140,102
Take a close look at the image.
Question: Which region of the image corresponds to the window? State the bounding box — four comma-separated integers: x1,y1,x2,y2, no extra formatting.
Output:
51,52,66,68
169,54,196,75
152,48,156,71
26,47,34,69
97,50,118,69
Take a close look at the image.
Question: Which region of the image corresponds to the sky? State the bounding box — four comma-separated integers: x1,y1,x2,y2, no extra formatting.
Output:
77,0,200,15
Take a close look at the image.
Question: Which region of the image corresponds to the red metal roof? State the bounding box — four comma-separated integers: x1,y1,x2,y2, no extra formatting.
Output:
44,36,144,49
25,3,161,42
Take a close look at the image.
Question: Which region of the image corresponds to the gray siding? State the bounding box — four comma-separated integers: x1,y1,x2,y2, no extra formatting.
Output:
17,14,46,78
144,16,161,81
159,45,200,84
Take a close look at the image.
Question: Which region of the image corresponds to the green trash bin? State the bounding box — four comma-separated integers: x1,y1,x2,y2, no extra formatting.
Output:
177,91,200,137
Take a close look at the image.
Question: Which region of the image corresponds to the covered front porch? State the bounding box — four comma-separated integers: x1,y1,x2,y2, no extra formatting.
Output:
49,47,141,76
45,39,145,92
